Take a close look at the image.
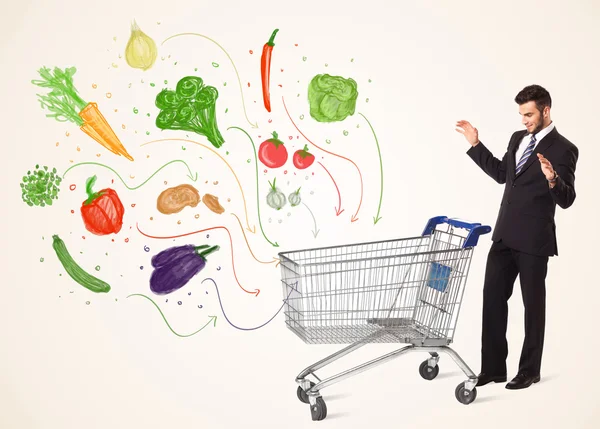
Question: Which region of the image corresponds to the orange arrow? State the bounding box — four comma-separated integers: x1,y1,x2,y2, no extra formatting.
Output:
140,138,256,233
230,213,280,266
136,223,260,297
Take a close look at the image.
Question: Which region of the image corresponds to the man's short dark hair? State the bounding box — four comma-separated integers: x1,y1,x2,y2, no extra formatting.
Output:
515,84,552,112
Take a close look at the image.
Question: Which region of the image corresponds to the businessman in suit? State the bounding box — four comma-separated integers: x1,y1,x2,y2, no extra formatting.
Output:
455,84,578,389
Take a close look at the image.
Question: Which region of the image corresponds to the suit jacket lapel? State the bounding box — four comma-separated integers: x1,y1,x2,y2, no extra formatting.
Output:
515,127,558,179
509,130,527,181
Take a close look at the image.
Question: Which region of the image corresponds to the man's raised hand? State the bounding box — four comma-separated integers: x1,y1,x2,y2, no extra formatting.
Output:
455,120,480,147
537,153,556,180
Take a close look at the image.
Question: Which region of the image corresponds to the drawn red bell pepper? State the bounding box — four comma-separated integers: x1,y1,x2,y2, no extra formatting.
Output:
80,175,125,235
261,28,279,113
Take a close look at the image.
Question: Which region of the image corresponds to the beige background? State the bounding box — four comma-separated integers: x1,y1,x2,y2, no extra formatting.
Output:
1,0,599,427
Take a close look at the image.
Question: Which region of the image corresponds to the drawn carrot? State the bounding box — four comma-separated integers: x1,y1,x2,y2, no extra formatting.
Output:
32,66,134,161
261,29,279,112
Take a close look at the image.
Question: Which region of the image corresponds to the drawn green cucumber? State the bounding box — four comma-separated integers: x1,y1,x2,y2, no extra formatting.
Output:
52,234,111,293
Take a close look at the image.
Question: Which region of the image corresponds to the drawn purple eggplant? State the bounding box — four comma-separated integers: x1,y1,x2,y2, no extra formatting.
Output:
151,244,209,269
149,244,219,295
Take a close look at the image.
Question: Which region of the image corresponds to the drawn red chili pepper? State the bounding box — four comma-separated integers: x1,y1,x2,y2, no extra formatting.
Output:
261,28,279,113
80,175,125,236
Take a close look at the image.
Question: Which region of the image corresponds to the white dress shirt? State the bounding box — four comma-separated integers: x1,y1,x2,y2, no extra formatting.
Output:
515,122,555,164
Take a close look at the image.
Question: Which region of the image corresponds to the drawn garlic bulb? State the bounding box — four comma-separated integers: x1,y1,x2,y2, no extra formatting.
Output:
288,187,301,207
267,178,286,210
125,20,157,71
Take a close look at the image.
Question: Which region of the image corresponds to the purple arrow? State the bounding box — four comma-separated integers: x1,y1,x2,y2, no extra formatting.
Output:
201,278,295,331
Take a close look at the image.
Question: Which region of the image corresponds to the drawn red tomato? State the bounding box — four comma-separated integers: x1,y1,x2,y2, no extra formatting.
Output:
258,131,288,168
292,144,315,169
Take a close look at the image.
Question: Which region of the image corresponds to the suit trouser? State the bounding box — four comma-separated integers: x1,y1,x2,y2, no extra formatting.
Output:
481,240,549,376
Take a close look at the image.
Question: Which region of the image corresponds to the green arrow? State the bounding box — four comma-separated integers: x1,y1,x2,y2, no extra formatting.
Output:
358,113,384,225
62,160,198,190
162,33,258,129
127,293,217,337
227,126,279,247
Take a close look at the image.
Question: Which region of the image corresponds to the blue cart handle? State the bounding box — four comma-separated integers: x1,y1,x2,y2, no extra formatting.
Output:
422,216,491,248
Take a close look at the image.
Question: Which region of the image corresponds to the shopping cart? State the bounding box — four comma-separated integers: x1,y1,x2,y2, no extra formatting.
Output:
277,216,491,421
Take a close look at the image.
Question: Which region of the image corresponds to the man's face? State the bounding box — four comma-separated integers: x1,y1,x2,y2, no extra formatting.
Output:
519,101,548,134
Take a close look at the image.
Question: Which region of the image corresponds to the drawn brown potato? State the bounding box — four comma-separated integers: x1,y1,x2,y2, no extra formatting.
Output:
157,184,201,214
202,194,225,214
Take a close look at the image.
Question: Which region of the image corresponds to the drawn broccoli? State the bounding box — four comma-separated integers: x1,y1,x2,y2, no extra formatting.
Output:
155,76,225,148
307,74,359,123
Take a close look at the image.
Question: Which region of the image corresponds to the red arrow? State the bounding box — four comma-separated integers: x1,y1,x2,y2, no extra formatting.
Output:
317,162,344,216
282,96,363,223
136,223,260,297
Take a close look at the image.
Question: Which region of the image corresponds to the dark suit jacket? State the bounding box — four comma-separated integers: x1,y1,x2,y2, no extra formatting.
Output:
467,126,578,257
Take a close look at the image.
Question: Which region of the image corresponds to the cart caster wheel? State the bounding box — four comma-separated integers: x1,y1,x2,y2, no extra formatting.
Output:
419,360,439,380
297,382,316,404
455,382,477,405
310,397,327,421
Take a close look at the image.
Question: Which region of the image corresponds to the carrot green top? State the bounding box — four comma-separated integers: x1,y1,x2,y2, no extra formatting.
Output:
32,66,88,126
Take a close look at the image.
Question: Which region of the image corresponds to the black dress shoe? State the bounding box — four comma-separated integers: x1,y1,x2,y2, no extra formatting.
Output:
505,373,541,390
475,373,507,386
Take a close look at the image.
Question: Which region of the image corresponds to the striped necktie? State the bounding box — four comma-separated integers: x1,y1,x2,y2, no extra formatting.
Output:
515,134,537,175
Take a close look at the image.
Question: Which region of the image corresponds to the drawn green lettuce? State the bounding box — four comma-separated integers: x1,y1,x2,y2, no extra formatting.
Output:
308,74,358,123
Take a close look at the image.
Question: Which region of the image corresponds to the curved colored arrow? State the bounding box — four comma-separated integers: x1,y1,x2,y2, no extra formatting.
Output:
62,160,197,189
230,213,279,266
162,33,258,129
282,96,363,223
317,162,344,217
301,202,320,238
227,126,279,247
136,223,260,297
127,293,217,337
358,113,384,224
140,138,256,234
202,278,294,331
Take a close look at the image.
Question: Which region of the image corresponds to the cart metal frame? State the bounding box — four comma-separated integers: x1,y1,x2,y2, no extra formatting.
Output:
278,216,491,421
